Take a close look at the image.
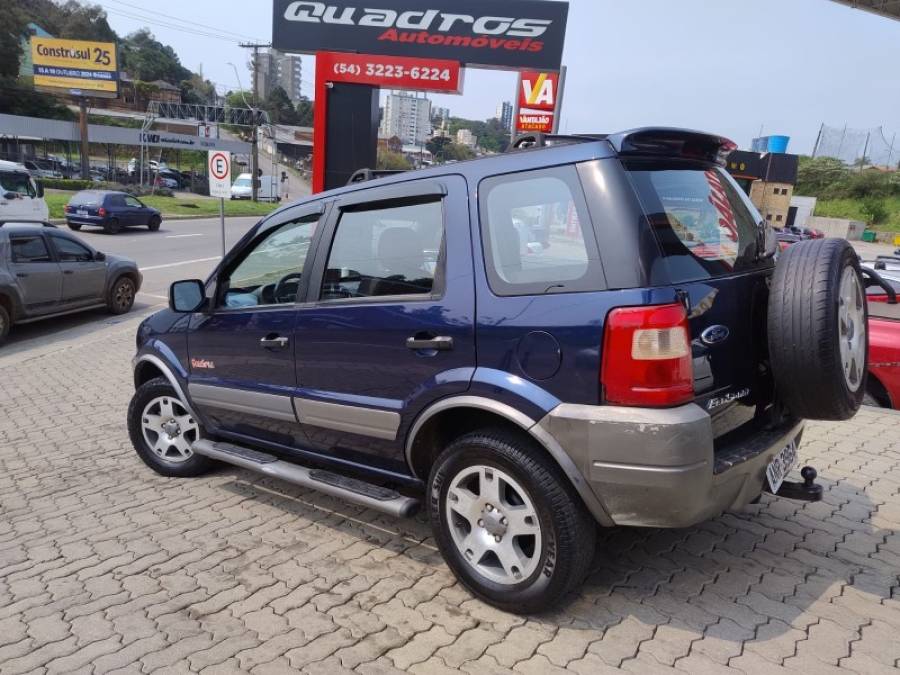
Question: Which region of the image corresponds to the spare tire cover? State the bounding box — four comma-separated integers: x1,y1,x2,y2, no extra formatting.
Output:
768,238,867,421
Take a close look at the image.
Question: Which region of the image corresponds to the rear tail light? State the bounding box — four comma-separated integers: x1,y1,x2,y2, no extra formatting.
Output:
64,204,71,212
98,207,107,217
601,303,694,407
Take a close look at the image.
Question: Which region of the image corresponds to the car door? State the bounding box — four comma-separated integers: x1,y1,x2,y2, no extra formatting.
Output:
293,176,475,475
124,195,148,225
8,233,62,315
105,194,129,226
48,233,107,305
185,203,325,446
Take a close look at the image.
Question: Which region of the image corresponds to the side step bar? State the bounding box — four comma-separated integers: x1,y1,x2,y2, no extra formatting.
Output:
192,440,420,518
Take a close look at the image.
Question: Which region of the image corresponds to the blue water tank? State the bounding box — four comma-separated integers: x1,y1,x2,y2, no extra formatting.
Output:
766,135,790,153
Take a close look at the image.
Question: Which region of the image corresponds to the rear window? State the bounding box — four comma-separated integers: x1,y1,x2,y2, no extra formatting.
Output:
69,191,102,206
626,162,769,281
479,165,604,296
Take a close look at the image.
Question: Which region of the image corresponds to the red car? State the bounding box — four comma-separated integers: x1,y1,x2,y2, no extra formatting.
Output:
863,268,900,409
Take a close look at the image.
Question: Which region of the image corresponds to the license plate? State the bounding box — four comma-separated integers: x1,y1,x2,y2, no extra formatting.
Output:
77,209,88,216
766,440,799,494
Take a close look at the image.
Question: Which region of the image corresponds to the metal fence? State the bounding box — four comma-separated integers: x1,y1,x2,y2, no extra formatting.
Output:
812,123,898,168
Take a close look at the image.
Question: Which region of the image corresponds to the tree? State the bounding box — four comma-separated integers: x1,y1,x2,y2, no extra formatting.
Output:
55,2,117,42
0,1,30,79
264,86,298,125
295,96,313,127
180,73,216,105
795,156,850,196
120,29,192,83
377,150,412,171
387,136,403,153
426,135,452,160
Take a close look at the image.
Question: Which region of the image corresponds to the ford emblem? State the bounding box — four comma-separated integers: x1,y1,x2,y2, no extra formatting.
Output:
701,325,730,346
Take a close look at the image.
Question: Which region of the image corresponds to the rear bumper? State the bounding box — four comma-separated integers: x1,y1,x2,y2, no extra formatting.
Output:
536,403,804,528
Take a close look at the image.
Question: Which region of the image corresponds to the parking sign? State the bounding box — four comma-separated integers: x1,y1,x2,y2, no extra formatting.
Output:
208,151,231,198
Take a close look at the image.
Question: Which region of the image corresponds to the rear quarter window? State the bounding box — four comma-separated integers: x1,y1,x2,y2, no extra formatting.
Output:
478,165,605,296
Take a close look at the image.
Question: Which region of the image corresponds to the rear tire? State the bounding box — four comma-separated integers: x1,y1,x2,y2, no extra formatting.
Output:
128,377,214,477
104,218,121,235
148,216,161,231
108,276,136,314
768,238,868,420
67,222,82,231
0,304,10,346
428,428,596,614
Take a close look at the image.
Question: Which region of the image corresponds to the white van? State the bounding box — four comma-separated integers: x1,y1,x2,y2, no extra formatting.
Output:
230,173,279,201
0,160,49,221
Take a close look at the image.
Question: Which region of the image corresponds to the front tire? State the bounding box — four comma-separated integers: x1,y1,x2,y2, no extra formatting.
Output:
108,276,136,314
148,216,161,231
428,429,596,614
128,377,214,477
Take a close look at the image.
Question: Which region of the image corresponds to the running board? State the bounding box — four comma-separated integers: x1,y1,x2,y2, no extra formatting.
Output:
191,440,420,518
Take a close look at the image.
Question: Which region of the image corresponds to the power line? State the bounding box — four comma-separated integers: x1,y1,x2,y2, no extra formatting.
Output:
98,4,256,43
105,0,263,42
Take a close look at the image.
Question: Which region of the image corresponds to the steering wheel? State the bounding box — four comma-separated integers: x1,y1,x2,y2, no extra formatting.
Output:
273,273,304,303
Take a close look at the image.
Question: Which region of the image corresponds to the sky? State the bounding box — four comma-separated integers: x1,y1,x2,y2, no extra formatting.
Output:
93,0,900,154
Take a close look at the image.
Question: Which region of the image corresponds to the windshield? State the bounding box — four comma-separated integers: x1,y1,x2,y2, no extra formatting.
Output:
626,161,770,282
0,171,36,198
234,178,251,187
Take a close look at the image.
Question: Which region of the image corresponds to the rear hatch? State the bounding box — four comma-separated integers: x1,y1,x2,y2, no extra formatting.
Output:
66,191,104,220
624,159,777,442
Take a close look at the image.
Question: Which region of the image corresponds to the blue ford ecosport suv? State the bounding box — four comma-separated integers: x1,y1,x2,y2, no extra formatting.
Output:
128,128,868,612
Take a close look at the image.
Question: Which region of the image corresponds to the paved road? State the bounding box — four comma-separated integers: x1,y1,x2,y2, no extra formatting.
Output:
2,217,260,356
1,315,899,673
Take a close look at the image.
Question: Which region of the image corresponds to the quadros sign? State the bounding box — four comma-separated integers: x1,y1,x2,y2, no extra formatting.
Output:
31,37,118,96
272,0,569,70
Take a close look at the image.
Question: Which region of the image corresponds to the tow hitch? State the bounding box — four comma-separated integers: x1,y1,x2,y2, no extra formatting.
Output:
769,466,824,502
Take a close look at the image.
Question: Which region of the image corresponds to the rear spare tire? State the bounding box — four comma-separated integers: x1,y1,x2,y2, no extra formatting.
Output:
768,238,867,420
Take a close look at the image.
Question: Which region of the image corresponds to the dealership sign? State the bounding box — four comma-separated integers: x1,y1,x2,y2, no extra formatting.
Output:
515,70,561,134
31,37,118,97
272,0,569,70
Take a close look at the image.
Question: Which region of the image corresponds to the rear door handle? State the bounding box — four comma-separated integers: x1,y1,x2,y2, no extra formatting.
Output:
260,335,289,349
63,270,74,275
406,335,453,351
16,272,28,278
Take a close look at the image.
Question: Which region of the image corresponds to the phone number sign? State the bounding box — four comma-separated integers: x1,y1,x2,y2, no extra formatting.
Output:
320,53,462,93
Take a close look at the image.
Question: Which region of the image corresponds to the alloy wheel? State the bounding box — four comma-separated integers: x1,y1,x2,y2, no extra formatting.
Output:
140,396,199,463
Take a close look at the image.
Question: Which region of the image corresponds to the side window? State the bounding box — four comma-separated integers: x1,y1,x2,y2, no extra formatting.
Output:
319,199,443,301
51,236,93,262
221,214,319,309
125,196,142,207
479,166,603,296
10,236,52,263
0,172,36,198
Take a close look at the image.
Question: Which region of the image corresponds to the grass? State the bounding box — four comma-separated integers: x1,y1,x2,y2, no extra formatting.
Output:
44,191,280,220
815,196,900,233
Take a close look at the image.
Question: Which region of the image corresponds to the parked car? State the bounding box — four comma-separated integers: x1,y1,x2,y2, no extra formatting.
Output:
22,159,62,180
230,173,279,201
0,161,49,221
65,190,162,234
0,221,141,345
774,228,802,250
129,128,866,613
861,267,900,409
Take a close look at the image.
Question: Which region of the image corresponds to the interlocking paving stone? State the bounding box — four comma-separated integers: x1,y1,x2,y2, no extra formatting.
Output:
1,325,899,672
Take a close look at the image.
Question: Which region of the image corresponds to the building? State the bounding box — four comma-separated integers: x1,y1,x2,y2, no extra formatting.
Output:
456,128,477,149
379,92,432,145
433,106,450,125
726,150,799,227
495,101,514,133
251,49,303,102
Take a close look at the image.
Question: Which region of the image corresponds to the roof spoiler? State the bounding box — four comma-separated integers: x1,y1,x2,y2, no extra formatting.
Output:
346,168,407,185
607,128,737,166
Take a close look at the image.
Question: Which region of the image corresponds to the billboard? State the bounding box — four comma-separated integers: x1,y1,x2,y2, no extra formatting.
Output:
515,70,561,134
272,0,569,70
31,37,118,97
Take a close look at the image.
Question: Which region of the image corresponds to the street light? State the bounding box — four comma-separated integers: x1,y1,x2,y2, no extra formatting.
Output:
227,62,260,202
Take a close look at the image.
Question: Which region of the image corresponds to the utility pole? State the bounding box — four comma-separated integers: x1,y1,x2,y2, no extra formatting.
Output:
78,98,90,180
239,42,271,202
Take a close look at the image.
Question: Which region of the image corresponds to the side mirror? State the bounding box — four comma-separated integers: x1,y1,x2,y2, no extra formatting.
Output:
169,279,207,313
94,251,106,262
35,181,44,198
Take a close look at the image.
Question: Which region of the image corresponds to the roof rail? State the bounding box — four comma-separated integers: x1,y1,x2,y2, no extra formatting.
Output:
346,168,406,185
509,133,606,151
0,220,56,228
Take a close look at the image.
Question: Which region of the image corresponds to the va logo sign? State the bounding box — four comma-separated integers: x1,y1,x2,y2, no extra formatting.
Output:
518,70,558,111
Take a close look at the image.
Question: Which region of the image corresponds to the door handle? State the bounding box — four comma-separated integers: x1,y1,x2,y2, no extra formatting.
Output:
63,270,74,275
260,335,290,349
406,335,453,351
16,272,28,278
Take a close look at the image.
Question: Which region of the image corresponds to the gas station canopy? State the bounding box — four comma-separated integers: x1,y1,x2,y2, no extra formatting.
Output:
831,0,900,21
